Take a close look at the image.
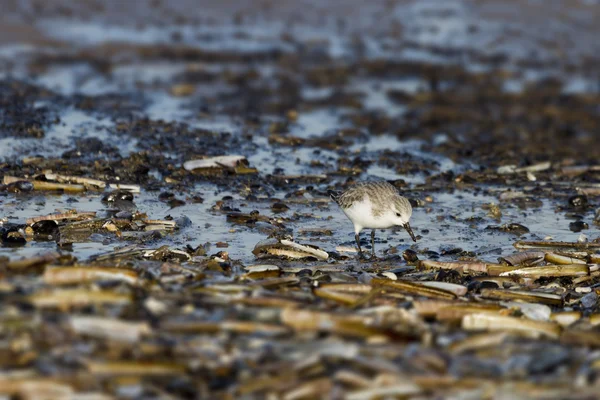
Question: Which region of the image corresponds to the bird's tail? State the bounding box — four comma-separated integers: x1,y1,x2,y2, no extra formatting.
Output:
327,190,341,203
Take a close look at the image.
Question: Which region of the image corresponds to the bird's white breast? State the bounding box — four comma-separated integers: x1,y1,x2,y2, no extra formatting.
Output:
342,197,395,233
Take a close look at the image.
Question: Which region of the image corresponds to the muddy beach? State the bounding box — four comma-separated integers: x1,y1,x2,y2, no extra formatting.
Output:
1,0,600,398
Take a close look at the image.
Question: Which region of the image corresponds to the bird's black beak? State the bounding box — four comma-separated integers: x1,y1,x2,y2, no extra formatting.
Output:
403,223,417,242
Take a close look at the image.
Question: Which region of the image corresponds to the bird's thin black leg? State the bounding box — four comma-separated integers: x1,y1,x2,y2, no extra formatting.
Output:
371,229,377,259
355,233,365,259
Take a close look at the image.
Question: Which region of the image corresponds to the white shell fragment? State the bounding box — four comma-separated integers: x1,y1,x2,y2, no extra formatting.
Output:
183,155,246,171
499,264,589,278
497,161,551,174
380,272,397,281
280,239,329,260
501,301,552,321
42,172,107,189
462,313,560,339
497,165,517,174
108,184,141,193
244,265,281,273
69,316,151,343
420,281,468,297
253,238,329,260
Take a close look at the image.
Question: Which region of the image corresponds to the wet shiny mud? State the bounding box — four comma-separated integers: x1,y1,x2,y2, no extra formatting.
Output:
1,0,600,398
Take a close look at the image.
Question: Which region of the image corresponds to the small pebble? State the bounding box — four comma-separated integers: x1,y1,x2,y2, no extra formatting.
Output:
271,202,290,213
115,211,133,220
402,249,419,263
158,192,176,202
175,216,192,228
581,292,598,309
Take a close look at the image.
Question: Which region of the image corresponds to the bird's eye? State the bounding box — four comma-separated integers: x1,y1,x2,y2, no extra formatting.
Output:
395,213,401,217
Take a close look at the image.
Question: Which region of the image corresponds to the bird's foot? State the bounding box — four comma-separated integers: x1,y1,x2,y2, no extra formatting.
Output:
357,252,370,262
356,252,379,262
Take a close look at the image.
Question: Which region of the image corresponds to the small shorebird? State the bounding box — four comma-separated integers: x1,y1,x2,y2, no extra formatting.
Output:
329,181,417,258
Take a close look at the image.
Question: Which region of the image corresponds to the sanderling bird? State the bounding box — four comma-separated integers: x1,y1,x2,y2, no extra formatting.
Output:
329,181,417,258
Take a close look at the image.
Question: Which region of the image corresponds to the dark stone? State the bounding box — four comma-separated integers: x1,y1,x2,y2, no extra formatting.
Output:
1,226,26,246
569,220,589,232
271,202,289,213
402,249,419,263
581,291,598,309
479,281,500,290
569,194,588,209
168,199,186,208
485,223,529,235
31,220,59,239
115,211,133,220
176,216,192,228
4,181,34,193
158,192,176,202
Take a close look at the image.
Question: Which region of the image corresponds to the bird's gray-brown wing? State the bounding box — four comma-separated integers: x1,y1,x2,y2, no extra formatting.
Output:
344,181,400,216
332,181,400,210
334,184,369,209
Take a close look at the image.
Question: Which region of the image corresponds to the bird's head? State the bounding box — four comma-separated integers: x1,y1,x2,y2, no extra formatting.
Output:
391,196,416,242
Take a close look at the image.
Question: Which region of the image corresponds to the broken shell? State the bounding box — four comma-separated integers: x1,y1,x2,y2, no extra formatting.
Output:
371,278,457,299
252,238,328,260
183,155,247,171
280,308,387,339
551,311,582,327
107,184,140,193
420,281,468,297
499,264,589,278
43,266,139,285
28,289,132,308
514,241,600,250
3,176,85,192
544,252,587,265
501,301,552,321
27,211,97,226
498,251,545,266
480,289,563,306
68,316,151,343
40,173,106,190
419,260,495,274
462,313,560,339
